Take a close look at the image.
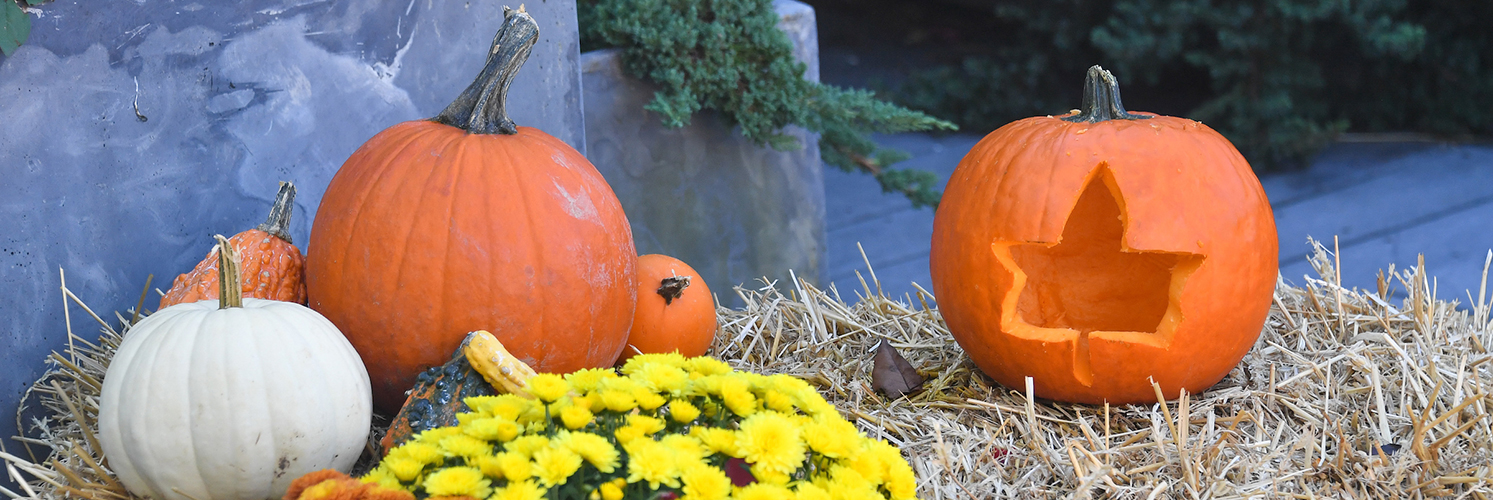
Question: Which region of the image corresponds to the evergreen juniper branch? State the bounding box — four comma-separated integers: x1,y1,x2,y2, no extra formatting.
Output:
579,0,956,208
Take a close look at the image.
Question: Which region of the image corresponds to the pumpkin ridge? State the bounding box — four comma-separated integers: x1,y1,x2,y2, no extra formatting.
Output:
433,134,474,346
505,134,550,361
384,131,462,345
331,125,454,269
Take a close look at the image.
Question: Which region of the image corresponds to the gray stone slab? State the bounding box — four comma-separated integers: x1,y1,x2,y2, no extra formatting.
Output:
822,133,981,302
0,0,582,476
581,0,824,306
1270,145,1493,290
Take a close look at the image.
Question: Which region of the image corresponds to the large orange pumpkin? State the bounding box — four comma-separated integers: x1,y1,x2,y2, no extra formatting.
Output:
305,8,636,411
930,66,1277,404
617,254,718,364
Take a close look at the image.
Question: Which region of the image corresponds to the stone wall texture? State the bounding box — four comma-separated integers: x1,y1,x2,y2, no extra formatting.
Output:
0,0,583,480
581,0,825,307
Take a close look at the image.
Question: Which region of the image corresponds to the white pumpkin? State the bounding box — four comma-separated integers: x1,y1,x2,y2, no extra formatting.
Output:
99,236,372,500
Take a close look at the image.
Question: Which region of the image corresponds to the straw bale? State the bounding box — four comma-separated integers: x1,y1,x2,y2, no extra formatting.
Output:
6,239,1493,499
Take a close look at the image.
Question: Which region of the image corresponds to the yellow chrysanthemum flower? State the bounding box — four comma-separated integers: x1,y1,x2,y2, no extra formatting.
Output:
846,448,887,485
793,481,832,500
526,373,570,402
382,456,426,482
736,411,806,477
439,433,493,459
599,389,637,413
803,417,860,458
635,389,668,411
763,389,795,413
388,442,443,466
623,438,680,489
531,445,583,487
559,403,594,430
614,425,646,445
473,454,505,479
677,462,731,500
684,356,732,376
413,426,463,445
505,435,551,458
688,375,722,398
565,368,616,394
556,431,621,473
748,464,791,486
493,451,533,482
597,481,624,500
627,414,666,435
885,459,918,500
635,362,690,395
766,373,813,395
669,399,702,423
421,466,491,498
797,396,837,419
826,465,878,498
462,416,520,442
734,482,793,500
361,466,402,490
622,352,688,374
868,440,917,500
491,479,547,500
571,393,604,413
466,394,534,421
719,375,757,416
690,427,740,457
659,434,706,464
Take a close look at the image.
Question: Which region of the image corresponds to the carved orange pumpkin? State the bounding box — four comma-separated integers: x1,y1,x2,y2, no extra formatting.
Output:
159,182,306,309
305,8,636,411
617,254,717,364
930,66,1278,404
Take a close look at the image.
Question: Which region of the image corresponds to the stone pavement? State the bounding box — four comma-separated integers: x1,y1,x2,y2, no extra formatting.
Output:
824,133,1493,306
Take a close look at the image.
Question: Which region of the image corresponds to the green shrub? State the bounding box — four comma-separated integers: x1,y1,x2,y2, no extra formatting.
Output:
896,0,1485,170
580,0,955,207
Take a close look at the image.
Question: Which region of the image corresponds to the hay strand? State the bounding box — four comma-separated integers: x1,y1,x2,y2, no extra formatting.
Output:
7,238,1493,498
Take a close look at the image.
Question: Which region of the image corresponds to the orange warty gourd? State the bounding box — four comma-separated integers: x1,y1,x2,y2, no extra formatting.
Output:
617,254,718,364
305,8,636,411
159,181,306,309
929,66,1278,404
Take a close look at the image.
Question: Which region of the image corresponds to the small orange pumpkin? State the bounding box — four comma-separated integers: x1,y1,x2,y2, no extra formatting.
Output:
617,254,717,364
930,66,1278,404
159,181,306,309
305,8,636,411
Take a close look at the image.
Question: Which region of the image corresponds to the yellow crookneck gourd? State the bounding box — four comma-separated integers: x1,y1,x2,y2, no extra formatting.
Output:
461,330,538,396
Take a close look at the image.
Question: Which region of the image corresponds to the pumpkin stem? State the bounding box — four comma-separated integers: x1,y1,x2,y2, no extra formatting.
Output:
1062,65,1150,123
214,234,243,309
431,5,539,135
657,276,691,306
255,181,296,244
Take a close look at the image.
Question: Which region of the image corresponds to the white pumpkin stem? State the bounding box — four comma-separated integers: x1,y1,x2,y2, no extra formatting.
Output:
215,234,243,309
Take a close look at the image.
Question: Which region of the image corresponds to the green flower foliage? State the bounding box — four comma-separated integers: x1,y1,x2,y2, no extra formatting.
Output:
580,0,956,208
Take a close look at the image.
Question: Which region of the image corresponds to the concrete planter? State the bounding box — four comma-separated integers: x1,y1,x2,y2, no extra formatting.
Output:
581,0,826,305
